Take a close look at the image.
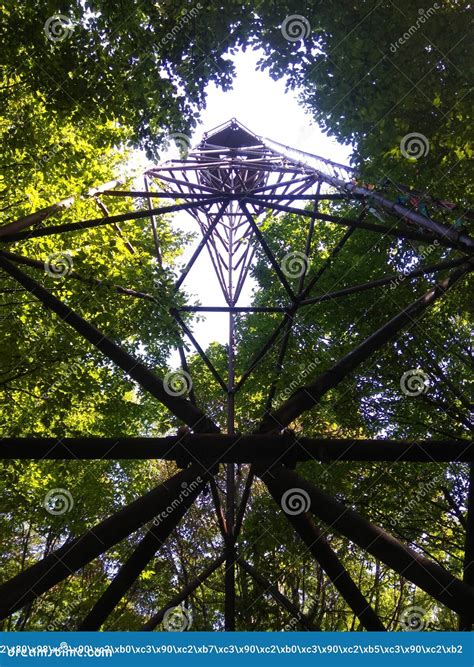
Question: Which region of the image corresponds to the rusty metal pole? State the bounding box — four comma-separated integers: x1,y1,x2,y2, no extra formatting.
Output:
144,175,163,268
225,200,236,631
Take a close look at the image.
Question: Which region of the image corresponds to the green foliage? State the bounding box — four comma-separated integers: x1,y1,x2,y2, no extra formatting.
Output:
0,0,257,159
252,1,473,202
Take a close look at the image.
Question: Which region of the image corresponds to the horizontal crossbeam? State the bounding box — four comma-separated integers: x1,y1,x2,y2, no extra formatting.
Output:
1,436,471,462
176,306,288,313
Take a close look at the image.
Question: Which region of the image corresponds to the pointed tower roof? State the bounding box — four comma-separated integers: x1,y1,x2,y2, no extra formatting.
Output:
198,118,261,150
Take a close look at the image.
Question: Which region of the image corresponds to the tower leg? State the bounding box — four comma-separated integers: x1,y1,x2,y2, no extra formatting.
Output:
225,310,236,630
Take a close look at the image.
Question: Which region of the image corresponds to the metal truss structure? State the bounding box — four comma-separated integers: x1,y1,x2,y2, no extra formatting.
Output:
0,119,473,631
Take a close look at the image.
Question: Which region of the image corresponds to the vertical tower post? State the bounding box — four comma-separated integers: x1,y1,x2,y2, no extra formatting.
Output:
225,199,236,630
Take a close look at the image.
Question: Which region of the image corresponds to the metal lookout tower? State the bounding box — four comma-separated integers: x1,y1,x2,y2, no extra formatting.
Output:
0,118,472,631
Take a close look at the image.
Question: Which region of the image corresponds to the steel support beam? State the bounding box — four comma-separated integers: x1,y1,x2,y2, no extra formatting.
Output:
270,505,385,630
225,307,237,631
173,202,229,292
299,227,354,300
78,474,207,630
224,546,236,631
0,197,75,238
0,253,218,433
257,464,474,617
1,436,472,463
234,469,255,540
209,478,227,540
299,256,468,307
0,198,225,243
234,313,295,392
171,308,228,392
144,176,163,267
0,466,208,620
177,306,288,313
1,250,157,302
245,198,454,248
239,201,296,300
260,259,473,431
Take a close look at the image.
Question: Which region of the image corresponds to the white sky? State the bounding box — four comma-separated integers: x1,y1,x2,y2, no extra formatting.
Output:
197,50,352,162
167,49,352,362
